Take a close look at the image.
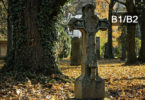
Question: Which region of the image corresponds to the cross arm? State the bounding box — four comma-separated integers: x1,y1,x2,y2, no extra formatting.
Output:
68,18,84,31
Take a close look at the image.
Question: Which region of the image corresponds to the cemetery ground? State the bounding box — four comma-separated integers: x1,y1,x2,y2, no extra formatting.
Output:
0,59,145,100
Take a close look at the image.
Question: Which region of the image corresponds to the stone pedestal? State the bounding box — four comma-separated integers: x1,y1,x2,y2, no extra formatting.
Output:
75,75,105,100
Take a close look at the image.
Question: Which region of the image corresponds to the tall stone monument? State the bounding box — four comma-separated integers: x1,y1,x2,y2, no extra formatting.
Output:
68,4,109,100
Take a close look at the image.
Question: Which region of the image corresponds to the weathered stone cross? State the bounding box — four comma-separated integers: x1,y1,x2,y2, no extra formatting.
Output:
68,4,109,100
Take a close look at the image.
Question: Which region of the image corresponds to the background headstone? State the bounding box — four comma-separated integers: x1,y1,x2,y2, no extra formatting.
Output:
71,37,81,66
96,37,100,59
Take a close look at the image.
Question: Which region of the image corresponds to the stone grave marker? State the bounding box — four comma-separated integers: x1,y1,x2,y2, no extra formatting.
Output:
96,37,100,59
68,4,109,100
71,37,81,66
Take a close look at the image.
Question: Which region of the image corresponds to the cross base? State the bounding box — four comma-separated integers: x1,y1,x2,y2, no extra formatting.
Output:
74,75,105,100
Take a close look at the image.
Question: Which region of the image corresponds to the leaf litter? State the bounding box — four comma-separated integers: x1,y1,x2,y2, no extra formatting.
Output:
0,59,145,100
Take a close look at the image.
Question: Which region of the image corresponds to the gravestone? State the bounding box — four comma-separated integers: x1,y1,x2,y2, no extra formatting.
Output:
96,37,100,59
68,4,109,100
71,37,81,66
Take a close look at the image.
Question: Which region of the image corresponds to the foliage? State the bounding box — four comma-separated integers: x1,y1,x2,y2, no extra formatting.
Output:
96,30,108,58
113,43,122,58
135,37,141,56
56,23,71,59
56,0,80,59
55,3,73,59
115,26,127,58
0,0,7,40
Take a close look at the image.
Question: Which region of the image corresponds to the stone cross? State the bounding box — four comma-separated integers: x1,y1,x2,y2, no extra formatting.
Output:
68,4,109,100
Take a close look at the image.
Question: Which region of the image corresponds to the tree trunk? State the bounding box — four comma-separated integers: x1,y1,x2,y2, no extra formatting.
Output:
121,43,126,61
104,1,115,59
3,0,67,75
138,12,145,63
126,0,137,64
120,26,127,61
126,25,137,64
7,0,13,57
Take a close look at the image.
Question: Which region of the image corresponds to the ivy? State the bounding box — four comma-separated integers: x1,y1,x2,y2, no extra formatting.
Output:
2,0,70,77
38,0,70,70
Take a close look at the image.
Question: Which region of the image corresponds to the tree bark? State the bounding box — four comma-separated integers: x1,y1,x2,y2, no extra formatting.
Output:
3,0,67,75
138,12,145,63
7,0,13,57
121,43,126,61
104,1,115,59
126,0,137,64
